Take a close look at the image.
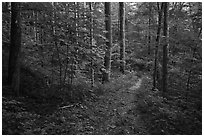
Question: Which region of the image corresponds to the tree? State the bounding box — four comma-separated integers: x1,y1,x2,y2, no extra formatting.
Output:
62,3,70,88
148,2,152,55
162,2,168,93
119,2,126,74
89,2,95,87
103,2,112,82
51,2,63,86
8,2,22,95
153,2,163,89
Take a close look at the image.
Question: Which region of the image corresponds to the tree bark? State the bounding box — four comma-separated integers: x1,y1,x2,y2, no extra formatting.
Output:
34,10,38,44
51,2,62,86
119,2,126,74
8,2,21,96
162,2,168,93
89,2,95,87
153,2,163,89
63,3,70,87
103,2,112,82
148,2,151,55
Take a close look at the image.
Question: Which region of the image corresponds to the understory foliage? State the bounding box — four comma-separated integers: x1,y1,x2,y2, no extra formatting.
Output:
135,77,202,135
2,2,202,135
3,72,146,135
2,69,201,134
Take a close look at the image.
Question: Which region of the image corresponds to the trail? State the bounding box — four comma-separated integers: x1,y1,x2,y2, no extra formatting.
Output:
82,75,147,134
119,78,143,116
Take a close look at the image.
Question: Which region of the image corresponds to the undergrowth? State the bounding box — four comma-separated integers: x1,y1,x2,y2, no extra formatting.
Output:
2,71,143,135
2,69,201,135
95,71,140,95
134,77,202,135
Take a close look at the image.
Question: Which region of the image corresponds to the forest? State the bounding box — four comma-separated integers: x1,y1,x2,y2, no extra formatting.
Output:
2,2,202,135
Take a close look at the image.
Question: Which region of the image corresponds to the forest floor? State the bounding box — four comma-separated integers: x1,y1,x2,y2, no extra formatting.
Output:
2,71,202,135
2,72,150,135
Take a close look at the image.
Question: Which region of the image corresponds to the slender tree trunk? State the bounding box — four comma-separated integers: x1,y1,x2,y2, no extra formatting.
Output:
35,11,38,44
39,12,44,68
51,3,55,86
89,2,95,87
43,13,46,43
119,2,125,74
75,2,79,45
162,2,168,93
103,2,112,82
55,3,63,86
153,3,163,89
51,2,62,86
186,70,191,91
69,2,79,85
148,2,151,55
40,12,43,44
63,3,70,87
8,2,21,96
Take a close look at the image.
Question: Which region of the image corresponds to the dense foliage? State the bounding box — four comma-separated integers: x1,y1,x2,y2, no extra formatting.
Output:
2,2,202,135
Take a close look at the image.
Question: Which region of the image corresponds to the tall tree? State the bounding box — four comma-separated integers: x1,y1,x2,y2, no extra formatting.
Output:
89,2,95,87
34,10,38,45
148,2,152,55
8,2,22,95
119,2,126,74
103,2,112,82
153,2,163,89
51,2,63,86
162,2,168,93
62,3,70,87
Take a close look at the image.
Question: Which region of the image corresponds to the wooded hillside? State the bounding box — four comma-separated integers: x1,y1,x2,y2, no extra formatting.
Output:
2,2,202,135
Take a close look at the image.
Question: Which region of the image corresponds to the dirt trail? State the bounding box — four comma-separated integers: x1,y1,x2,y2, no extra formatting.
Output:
112,77,143,117
85,76,147,134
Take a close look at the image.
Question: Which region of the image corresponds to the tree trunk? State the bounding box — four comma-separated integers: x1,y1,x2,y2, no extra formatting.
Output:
89,2,95,87
34,10,38,44
69,2,79,85
63,3,70,87
103,2,112,82
186,70,191,91
148,2,151,55
51,2,62,86
119,2,125,74
153,2,163,89
162,2,168,93
8,2,21,96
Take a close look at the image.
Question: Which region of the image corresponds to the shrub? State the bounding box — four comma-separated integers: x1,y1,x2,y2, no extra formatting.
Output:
134,77,202,134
